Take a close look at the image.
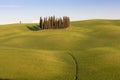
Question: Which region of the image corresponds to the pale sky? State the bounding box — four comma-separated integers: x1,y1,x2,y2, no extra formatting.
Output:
0,0,120,24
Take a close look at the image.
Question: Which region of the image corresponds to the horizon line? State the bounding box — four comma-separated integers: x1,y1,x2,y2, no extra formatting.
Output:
0,18,120,25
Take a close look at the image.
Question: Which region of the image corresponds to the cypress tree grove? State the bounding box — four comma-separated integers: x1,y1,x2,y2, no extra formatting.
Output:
39,16,70,30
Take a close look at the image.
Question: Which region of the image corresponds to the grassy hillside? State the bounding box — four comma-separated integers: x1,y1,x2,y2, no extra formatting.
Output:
0,19,120,80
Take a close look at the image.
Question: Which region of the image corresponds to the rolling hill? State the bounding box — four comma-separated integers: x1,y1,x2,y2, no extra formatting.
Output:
0,19,120,80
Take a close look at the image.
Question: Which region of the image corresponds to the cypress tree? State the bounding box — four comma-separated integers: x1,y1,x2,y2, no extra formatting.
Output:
53,18,55,29
60,17,63,28
40,17,43,29
50,16,53,29
67,17,70,28
48,17,51,29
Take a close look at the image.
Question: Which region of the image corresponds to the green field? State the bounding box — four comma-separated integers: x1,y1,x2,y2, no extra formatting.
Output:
0,19,120,80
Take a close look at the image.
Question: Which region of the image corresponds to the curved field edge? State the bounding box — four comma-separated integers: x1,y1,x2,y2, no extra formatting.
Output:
0,48,75,80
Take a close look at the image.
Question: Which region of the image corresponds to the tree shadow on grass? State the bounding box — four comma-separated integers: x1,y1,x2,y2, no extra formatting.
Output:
26,25,41,31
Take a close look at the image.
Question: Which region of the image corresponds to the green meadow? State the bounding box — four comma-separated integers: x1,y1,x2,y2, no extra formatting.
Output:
0,19,120,80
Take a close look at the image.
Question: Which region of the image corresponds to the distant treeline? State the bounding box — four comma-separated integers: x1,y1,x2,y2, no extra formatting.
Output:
39,16,70,29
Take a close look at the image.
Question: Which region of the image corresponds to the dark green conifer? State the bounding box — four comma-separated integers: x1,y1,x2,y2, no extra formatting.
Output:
39,17,43,29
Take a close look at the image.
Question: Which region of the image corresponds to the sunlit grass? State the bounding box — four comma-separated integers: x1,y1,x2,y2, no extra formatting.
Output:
0,19,120,80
